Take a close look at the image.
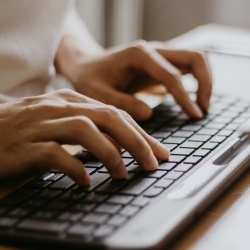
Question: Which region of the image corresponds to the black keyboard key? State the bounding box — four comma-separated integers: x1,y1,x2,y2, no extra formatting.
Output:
107,215,127,227
17,219,68,234
82,213,109,224
48,173,64,181
26,180,51,189
0,189,38,206
120,178,156,196
119,205,139,217
158,162,176,171
180,141,203,149
193,149,210,157
22,198,48,208
32,210,57,220
189,135,211,142
174,163,193,172
141,170,167,179
8,208,31,217
184,156,202,164
35,189,61,199
0,207,8,215
143,187,163,197
68,223,95,238
84,161,103,168
95,179,127,194
127,164,143,172
201,142,218,150
83,193,108,203
131,196,150,207
71,201,96,212
167,155,186,163
45,200,71,210
154,179,173,188
0,217,18,228
72,173,110,192
171,148,194,156
57,211,83,222
93,225,114,238
50,176,75,190
59,191,85,201
37,172,55,181
163,137,186,144
95,204,122,214
107,195,134,205
164,172,183,180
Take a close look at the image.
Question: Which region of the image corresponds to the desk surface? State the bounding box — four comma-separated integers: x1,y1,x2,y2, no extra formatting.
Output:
2,24,250,250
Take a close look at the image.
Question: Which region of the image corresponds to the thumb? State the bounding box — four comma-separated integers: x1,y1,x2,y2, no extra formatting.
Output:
102,88,152,121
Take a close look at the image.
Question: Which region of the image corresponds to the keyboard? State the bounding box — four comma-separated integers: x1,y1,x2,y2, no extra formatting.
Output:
0,95,250,247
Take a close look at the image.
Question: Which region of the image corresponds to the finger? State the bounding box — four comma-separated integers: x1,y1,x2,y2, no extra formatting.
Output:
118,109,170,160
90,85,152,121
34,117,127,179
154,48,212,111
32,142,91,186
78,106,159,171
123,42,203,118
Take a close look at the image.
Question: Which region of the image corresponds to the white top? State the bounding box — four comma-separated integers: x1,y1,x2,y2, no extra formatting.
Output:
0,0,74,97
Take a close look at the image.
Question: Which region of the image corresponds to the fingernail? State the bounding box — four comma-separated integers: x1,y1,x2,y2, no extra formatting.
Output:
113,162,127,179
155,141,170,159
145,152,158,171
191,102,203,118
136,102,152,120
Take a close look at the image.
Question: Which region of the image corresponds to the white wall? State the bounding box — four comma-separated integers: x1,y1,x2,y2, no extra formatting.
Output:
143,0,250,41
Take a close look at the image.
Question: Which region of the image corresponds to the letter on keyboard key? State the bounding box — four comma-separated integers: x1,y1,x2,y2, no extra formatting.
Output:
120,178,156,196
17,219,68,234
50,176,75,189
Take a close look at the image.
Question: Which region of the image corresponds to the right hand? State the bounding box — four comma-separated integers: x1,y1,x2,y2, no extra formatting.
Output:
0,89,170,185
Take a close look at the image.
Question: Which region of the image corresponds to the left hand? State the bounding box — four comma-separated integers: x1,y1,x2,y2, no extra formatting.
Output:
57,40,212,121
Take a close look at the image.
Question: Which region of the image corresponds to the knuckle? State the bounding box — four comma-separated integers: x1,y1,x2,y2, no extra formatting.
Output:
99,105,121,119
192,51,207,62
43,142,60,159
129,40,149,54
72,117,94,132
56,88,75,98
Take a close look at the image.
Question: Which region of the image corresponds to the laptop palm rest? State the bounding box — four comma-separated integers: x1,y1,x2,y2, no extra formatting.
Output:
167,135,250,200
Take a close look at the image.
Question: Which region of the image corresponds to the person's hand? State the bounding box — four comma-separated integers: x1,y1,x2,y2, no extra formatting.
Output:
59,40,212,121
0,89,170,185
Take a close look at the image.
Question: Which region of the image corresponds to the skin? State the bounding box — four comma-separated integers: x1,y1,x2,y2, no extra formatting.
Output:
0,90,170,185
0,38,212,184
55,39,212,121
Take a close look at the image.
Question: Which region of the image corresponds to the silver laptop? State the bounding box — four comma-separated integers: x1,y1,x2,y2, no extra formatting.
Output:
0,38,250,250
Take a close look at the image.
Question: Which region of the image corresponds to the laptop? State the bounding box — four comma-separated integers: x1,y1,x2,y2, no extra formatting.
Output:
1,26,250,249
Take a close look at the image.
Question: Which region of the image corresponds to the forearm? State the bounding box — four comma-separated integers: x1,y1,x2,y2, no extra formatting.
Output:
54,7,104,84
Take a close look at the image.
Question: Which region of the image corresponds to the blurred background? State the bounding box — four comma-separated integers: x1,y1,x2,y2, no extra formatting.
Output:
76,0,250,48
